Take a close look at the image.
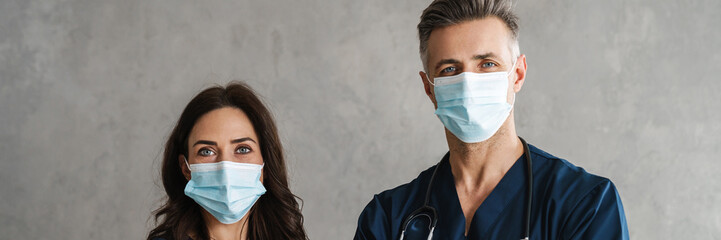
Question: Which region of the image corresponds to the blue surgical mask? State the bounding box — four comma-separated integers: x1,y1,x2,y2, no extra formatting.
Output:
183,159,266,224
431,62,516,143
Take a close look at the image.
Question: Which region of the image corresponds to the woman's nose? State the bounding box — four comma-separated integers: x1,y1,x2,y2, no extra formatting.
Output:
218,149,236,162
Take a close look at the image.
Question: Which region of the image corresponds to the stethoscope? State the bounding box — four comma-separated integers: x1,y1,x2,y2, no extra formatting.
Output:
399,137,533,240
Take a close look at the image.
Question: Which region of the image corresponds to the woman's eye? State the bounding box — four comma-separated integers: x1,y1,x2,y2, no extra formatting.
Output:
198,149,215,156
236,146,251,154
481,62,497,68
440,66,456,73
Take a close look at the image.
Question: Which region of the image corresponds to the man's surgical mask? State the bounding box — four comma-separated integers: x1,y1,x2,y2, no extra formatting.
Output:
430,61,517,143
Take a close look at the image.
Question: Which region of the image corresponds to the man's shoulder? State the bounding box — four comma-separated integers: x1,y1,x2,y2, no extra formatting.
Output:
528,143,619,207
355,162,438,238
376,163,435,200
529,143,610,185
359,162,437,214
527,143,628,238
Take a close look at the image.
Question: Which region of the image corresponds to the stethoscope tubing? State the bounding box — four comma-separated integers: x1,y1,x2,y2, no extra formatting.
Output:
521,137,533,239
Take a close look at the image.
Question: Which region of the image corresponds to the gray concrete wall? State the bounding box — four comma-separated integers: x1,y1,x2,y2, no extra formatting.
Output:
1,0,719,239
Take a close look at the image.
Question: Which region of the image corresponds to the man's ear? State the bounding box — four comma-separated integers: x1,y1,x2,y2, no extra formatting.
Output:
179,155,191,180
513,54,527,93
419,71,437,107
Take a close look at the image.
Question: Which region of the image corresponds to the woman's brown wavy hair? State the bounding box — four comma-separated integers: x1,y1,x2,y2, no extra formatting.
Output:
147,82,307,240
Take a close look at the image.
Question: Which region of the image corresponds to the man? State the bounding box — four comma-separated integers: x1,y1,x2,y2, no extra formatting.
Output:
354,0,629,239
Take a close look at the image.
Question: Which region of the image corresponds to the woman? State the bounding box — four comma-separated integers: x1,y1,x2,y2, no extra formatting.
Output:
148,82,307,240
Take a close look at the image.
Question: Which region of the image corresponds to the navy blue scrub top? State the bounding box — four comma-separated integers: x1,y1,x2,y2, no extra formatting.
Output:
355,143,629,240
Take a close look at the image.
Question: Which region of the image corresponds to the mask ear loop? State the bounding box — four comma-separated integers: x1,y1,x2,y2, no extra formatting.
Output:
511,92,516,107
508,59,519,107
423,71,435,86
183,156,191,173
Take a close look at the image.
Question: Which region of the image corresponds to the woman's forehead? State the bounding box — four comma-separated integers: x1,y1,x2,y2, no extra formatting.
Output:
188,107,258,144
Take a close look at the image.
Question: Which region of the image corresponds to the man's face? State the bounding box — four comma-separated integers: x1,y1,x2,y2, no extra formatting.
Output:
420,17,526,107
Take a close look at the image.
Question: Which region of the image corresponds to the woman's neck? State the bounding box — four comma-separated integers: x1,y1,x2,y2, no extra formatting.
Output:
200,210,249,240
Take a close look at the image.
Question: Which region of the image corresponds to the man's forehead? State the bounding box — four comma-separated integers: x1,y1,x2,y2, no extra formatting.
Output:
426,17,514,64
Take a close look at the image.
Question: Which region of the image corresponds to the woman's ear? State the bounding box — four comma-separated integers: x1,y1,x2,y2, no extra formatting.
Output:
179,155,191,180
259,169,265,184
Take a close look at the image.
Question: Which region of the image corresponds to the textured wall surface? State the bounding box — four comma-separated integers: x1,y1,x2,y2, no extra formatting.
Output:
1,0,720,239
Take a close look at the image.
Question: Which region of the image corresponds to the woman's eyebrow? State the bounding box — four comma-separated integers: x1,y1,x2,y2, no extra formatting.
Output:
231,137,256,144
193,140,217,146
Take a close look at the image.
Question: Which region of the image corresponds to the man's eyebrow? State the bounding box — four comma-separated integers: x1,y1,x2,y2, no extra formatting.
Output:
472,52,498,60
193,140,217,147
434,58,461,71
231,137,256,144
434,53,501,71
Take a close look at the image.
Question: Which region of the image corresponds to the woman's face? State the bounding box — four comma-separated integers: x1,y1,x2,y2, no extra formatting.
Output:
180,107,264,181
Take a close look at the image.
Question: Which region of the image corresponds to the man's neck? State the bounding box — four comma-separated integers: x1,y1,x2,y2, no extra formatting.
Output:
446,115,524,234
446,115,524,195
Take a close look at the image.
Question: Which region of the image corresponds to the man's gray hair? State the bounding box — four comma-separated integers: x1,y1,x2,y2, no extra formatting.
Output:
418,0,520,72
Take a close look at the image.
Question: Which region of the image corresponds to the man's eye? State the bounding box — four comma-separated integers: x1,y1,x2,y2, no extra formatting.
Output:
481,62,497,68
198,149,215,156
441,66,456,73
236,146,251,154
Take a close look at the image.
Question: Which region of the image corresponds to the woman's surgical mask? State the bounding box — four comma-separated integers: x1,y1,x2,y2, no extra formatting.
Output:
183,159,266,224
